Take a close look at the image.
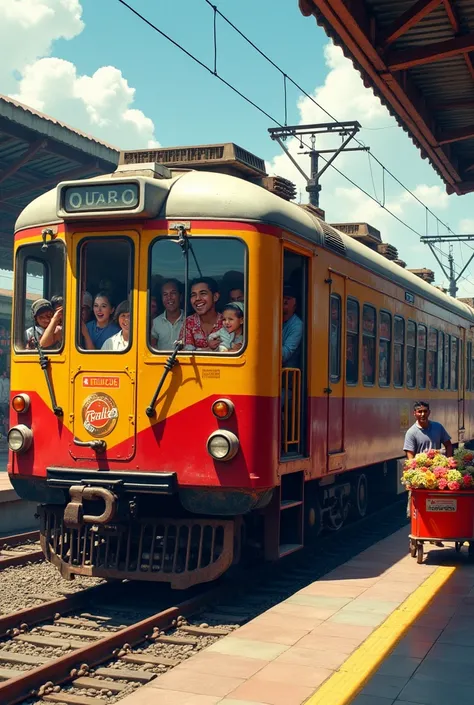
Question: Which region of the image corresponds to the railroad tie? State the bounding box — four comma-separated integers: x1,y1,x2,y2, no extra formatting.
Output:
0,651,50,665
72,676,129,692
180,625,231,637
42,693,104,705
15,634,84,649
0,666,28,680
95,667,156,683
155,634,198,646
41,625,107,639
121,653,180,667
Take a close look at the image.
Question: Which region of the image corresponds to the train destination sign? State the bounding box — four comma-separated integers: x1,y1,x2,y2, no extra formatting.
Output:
63,183,139,213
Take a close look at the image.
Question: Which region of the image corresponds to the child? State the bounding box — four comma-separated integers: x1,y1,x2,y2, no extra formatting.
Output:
208,302,244,352
25,299,54,349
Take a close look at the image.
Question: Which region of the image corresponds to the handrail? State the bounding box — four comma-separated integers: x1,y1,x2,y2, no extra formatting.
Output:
281,367,301,454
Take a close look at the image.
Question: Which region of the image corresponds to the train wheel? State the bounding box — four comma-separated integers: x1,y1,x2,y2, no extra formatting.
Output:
304,486,323,542
326,496,350,532
351,473,369,519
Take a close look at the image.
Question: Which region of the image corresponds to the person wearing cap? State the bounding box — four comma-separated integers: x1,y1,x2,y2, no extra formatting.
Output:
208,301,244,352
282,285,303,368
25,299,54,349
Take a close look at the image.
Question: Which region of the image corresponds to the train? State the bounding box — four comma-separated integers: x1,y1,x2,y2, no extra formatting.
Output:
7,142,474,588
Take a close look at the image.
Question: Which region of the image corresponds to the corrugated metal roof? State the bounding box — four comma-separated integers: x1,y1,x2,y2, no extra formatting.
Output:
0,95,119,270
299,0,474,195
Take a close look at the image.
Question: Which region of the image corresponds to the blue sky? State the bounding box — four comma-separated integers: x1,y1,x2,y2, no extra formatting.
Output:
2,0,474,295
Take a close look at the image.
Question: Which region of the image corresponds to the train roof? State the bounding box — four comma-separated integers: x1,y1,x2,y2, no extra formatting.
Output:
15,168,474,322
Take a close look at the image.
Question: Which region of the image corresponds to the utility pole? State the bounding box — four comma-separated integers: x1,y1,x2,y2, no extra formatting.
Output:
421,234,474,298
268,122,368,208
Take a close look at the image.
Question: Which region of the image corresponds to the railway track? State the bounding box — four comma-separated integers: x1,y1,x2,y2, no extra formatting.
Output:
0,499,407,705
0,532,43,571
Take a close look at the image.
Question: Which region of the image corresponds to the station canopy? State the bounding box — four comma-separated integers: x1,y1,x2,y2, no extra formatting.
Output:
299,0,474,195
0,94,119,270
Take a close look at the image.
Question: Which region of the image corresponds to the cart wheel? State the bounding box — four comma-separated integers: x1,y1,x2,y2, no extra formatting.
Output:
410,540,417,558
416,543,424,564
455,542,462,553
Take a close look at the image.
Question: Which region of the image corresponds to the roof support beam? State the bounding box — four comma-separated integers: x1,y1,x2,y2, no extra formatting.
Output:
383,0,442,46
386,32,474,70
437,124,474,145
0,139,46,186
443,0,460,32
0,162,98,202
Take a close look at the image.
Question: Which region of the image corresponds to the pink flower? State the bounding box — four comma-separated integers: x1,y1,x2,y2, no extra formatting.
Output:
427,449,436,459
438,478,448,489
448,458,458,469
434,467,447,478
448,481,460,490
463,474,473,487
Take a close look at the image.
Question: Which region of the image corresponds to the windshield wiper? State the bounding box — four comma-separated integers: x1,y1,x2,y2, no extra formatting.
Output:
146,224,190,418
32,338,63,417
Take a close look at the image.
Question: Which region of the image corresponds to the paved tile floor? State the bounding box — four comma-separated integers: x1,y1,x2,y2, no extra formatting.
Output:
118,527,451,705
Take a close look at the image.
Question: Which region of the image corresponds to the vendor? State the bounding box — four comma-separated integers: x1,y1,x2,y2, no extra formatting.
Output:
403,400,453,459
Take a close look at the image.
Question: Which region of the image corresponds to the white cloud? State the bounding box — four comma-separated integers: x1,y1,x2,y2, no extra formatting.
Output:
3,1,158,149
459,219,474,234
0,0,84,93
402,184,449,210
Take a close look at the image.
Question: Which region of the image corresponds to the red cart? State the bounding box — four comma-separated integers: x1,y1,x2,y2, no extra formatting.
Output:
409,488,474,563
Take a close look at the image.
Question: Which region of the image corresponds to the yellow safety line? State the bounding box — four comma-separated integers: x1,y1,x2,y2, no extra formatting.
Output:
303,564,456,705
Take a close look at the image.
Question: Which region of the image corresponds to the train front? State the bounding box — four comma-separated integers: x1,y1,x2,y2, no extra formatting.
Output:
8,161,281,588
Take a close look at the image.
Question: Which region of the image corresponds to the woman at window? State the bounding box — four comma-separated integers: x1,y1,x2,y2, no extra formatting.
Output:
102,301,130,352
81,292,120,350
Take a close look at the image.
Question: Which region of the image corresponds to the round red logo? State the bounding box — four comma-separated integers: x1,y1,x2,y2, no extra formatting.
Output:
82,393,119,437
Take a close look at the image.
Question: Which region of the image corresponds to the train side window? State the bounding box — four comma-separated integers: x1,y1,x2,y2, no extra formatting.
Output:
393,316,404,387
77,238,133,352
379,311,391,387
438,331,445,389
467,342,472,392
428,327,438,389
362,304,376,386
330,295,341,382
406,320,416,389
451,336,458,390
148,237,246,354
346,298,359,385
14,241,65,353
417,325,427,389
471,343,474,391
445,335,450,389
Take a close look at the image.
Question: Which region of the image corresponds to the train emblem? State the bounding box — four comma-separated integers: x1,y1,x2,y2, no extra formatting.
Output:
82,393,119,437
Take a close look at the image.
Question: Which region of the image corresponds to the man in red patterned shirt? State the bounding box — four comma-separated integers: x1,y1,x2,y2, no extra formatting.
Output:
183,278,224,351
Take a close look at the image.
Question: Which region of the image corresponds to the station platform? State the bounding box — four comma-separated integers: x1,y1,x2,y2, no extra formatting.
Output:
117,522,466,705
0,472,38,534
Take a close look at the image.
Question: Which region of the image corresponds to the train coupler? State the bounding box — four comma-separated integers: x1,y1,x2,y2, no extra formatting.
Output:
64,485,118,528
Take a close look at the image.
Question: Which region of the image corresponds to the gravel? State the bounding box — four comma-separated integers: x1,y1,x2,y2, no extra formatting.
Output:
0,561,103,615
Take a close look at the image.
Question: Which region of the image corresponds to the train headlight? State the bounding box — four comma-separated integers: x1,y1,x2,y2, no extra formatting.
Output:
211,398,234,420
12,394,30,413
8,425,33,453
207,430,239,461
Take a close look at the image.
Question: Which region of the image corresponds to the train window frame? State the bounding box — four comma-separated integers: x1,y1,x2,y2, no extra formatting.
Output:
417,324,427,389
14,240,66,355
329,294,342,383
451,336,459,391
75,236,134,354
406,319,417,389
471,342,474,392
445,334,450,390
428,327,438,390
378,310,391,388
362,303,376,387
147,235,248,357
466,341,471,392
438,331,445,389
393,315,404,388
346,297,359,386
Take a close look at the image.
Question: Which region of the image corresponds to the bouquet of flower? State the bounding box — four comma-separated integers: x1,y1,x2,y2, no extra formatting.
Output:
402,448,474,491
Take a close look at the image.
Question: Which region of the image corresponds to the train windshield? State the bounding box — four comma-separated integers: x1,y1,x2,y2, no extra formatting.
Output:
14,240,65,353
149,237,246,355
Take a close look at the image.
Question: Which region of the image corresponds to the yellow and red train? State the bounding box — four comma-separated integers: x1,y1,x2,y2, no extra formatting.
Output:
7,143,474,588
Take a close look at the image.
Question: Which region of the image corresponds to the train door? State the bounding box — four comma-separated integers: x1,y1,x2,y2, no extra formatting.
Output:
281,249,308,458
326,271,345,472
68,232,138,462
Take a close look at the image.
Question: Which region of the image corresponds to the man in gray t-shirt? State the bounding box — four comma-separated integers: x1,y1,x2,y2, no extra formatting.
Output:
403,401,452,459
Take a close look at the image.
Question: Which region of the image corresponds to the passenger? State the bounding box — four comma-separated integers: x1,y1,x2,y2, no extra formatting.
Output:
208,302,244,352
282,285,303,368
184,278,223,351
81,292,120,350
151,280,184,350
102,301,130,352
40,295,63,349
25,299,54,349
149,296,158,325
229,288,244,303
81,291,93,324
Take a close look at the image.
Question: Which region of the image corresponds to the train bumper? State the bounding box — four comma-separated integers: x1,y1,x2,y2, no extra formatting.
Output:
39,505,236,589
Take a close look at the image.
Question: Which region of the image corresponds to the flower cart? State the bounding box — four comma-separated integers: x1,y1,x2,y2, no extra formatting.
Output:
403,449,474,564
